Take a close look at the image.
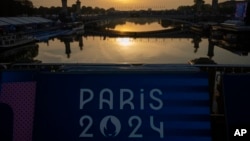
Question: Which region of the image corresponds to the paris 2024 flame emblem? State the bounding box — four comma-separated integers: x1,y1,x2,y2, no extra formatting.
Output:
100,115,121,137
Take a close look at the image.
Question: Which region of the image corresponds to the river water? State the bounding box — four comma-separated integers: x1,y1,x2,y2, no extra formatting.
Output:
1,18,250,65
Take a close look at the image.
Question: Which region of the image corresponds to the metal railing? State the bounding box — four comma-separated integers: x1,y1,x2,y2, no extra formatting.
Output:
1,63,249,73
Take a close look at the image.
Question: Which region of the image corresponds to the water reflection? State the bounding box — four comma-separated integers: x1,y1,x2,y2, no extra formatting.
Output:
28,33,249,65
78,36,84,50
116,38,133,47
192,34,202,53
1,33,250,65
57,35,84,58
1,18,250,65
208,38,215,59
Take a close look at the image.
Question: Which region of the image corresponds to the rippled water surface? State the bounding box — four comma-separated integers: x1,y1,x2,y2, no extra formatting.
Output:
32,36,250,65
1,18,250,65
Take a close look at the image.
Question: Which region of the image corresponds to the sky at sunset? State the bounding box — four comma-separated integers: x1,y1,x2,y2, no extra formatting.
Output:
30,0,230,10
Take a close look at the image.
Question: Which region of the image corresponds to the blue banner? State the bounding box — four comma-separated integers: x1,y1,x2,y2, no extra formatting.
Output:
33,72,211,141
1,71,35,83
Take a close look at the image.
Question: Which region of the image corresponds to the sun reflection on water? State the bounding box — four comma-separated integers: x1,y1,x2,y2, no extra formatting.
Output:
116,37,133,47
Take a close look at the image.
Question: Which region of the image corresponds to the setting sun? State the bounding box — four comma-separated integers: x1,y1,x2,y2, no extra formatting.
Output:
116,0,130,4
30,0,228,10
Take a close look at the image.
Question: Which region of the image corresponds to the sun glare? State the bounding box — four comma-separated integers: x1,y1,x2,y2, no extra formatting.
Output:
116,0,130,4
116,38,133,47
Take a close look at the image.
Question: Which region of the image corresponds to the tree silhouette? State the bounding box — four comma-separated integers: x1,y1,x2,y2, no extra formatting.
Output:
0,0,34,16
193,0,205,12
194,0,205,5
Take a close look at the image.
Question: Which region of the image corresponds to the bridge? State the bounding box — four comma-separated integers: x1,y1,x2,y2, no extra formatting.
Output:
82,14,195,25
60,0,223,30
61,0,222,38
81,14,197,38
84,27,194,38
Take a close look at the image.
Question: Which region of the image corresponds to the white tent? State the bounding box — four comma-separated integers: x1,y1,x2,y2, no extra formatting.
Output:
0,17,52,27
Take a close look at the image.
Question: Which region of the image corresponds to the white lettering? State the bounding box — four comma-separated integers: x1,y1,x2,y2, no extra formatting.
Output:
80,89,94,110
79,115,93,137
120,89,135,110
80,88,163,110
234,129,241,136
128,116,143,138
149,89,163,110
140,89,144,110
234,129,247,136
150,116,164,138
99,88,113,110
241,129,247,136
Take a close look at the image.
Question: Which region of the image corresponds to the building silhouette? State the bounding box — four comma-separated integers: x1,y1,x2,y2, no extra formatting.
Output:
76,0,81,15
61,0,68,14
212,0,218,14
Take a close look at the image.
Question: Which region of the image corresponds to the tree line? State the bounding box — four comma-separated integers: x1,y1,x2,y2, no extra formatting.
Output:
1,0,248,17
0,0,34,16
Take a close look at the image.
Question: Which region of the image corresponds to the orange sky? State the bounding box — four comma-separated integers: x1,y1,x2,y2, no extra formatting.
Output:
31,0,229,9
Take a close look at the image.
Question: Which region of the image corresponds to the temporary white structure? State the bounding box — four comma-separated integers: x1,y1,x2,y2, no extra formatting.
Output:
0,17,52,27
